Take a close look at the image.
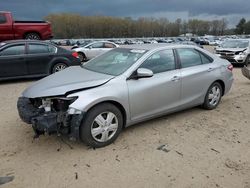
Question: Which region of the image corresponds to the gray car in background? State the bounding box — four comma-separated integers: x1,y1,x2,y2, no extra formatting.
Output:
17,44,233,148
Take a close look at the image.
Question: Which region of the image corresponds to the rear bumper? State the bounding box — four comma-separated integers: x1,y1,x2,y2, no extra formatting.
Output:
17,97,85,140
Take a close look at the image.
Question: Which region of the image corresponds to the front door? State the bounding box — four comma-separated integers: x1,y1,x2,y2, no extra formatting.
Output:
0,43,27,78
127,49,181,122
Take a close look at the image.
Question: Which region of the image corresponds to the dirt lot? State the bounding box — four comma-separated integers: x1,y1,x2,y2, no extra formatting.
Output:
0,58,250,187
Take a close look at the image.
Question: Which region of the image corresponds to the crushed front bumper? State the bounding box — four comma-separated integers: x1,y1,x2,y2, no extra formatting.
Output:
17,97,84,140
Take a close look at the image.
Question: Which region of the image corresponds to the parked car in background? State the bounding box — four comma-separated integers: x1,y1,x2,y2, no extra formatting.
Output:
176,41,203,48
0,40,81,80
0,11,52,41
72,41,119,62
215,39,250,65
17,44,233,148
242,64,250,80
71,40,93,49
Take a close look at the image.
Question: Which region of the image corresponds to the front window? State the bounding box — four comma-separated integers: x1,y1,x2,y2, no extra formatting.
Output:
82,48,147,76
89,42,104,48
0,44,25,56
220,40,249,48
139,49,176,73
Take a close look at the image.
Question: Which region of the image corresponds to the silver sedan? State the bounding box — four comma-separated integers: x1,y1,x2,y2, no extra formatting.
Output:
72,41,119,62
17,44,234,148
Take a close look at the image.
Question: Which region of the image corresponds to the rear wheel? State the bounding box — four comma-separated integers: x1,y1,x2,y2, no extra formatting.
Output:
51,63,68,74
25,33,40,40
80,103,123,148
203,82,222,110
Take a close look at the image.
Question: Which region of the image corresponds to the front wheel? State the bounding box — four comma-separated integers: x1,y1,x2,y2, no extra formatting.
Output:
80,103,123,148
51,63,68,74
77,52,87,62
203,82,222,110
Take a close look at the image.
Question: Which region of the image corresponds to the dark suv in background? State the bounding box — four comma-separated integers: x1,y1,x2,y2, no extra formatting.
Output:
0,40,81,80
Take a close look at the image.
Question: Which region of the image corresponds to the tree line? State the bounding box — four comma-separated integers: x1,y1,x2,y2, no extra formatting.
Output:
45,13,229,39
235,18,250,35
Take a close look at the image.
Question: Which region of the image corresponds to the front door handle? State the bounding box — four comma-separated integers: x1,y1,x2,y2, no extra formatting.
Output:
171,76,180,82
208,68,214,72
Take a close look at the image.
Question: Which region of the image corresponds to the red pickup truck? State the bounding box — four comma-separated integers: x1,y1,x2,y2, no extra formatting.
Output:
0,11,53,41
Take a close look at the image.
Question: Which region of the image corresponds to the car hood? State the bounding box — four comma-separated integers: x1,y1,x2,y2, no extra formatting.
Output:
216,48,247,52
22,66,114,98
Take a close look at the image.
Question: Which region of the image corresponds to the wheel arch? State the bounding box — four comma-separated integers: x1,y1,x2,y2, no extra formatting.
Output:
86,100,127,129
48,57,70,74
77,51,87,61
23,31,41,39
213,80,225,96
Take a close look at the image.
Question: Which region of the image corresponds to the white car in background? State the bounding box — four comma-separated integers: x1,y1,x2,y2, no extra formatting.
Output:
72,41,119,62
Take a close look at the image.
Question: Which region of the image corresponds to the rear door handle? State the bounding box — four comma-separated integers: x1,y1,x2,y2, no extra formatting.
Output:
171,76,180,82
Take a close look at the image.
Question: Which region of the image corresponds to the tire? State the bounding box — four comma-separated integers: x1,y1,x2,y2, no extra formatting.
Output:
51,63,68,74
77,52,87,62
203,82,222,110
25,33,41,40
80,103,123,148
245,56,250,66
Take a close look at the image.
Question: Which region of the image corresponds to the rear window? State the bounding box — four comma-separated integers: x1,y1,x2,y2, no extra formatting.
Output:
0,14,6,24
28,44,56,54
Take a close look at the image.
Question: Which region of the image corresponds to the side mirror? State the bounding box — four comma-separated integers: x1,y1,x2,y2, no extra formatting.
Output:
134,68,153,79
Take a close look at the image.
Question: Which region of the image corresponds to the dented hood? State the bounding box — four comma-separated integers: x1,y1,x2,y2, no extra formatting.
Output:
216,48,247,53
22,66,114,98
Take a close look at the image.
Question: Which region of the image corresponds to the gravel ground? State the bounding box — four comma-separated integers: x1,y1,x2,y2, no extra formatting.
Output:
0,47,250,188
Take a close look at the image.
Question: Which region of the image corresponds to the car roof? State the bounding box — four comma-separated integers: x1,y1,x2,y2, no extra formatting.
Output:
1,40,53,44
119,43,197,51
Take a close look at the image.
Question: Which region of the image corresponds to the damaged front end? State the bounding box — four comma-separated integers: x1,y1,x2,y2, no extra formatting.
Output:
17,96,84,140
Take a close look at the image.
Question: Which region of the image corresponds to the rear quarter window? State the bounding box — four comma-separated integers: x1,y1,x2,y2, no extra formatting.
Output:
0,14,7,24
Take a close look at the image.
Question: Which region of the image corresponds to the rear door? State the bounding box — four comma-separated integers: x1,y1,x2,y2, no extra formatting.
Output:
127,49,181,121
0,13,14,41
176,48,218,106
26,43,55,75
0,43,27,78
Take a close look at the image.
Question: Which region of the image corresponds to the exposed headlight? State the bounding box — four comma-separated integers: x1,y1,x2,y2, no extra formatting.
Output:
52,97,78,111
68,107,82,114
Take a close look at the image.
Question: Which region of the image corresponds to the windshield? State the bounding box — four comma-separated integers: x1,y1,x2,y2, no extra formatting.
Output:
82,48,147,76
221,40,249,48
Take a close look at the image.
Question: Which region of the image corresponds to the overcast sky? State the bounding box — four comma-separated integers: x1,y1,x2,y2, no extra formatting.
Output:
1,0,250,28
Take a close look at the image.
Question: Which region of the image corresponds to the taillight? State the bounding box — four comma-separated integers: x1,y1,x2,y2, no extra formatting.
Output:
72,52,79,58
227,64,233,71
